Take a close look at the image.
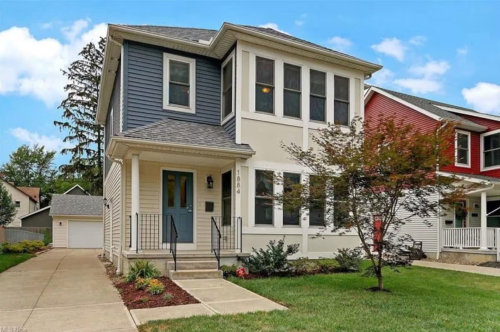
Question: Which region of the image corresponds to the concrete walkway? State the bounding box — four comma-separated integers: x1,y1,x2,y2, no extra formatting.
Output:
130,278,287,325
0,249,137,332
413,260,500,277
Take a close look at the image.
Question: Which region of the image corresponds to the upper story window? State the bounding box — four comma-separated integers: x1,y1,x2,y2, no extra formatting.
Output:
255,170,274,225
222,55,234,121
255,57,275,114
483,131,500,169
284,64,301,119
455,130,470,167
15,201,20,208
310,69,326,122
334,76,350,126
163,53,196,114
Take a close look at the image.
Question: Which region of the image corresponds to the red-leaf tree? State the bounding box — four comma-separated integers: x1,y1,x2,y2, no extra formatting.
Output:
277,115,471,290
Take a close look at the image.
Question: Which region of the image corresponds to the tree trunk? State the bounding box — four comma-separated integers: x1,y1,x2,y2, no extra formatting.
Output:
377,273,383,290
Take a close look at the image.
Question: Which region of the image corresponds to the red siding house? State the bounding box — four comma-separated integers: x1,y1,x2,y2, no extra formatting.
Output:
365,86,500,263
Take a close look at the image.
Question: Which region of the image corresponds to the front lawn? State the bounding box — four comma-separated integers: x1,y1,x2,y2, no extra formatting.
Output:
0,253,35,273
140,264,500,332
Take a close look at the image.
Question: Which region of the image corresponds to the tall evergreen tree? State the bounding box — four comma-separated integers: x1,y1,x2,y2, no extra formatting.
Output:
0,182,17,227
0,144,57,207
54,37,105,195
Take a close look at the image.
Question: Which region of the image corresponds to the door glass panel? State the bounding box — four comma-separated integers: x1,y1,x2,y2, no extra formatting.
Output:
167,175,175,207
180,176,187,208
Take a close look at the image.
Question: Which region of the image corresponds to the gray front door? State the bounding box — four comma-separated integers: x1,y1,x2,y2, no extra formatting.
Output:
163,171,194,243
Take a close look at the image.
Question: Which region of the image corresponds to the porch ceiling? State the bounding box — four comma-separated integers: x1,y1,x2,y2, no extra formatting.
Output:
132,150,236,167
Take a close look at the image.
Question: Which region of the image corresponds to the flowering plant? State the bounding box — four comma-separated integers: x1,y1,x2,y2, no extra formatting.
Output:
236,267,247,278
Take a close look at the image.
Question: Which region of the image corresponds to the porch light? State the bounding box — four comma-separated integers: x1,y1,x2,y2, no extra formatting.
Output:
207,175,214,189
103,197,110,209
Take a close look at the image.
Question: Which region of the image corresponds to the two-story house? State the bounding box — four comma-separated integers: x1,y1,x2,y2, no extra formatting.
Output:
0,177,40,227
97,23,381,277
365,85,500,262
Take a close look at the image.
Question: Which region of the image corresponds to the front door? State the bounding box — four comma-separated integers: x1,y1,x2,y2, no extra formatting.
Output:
455,201,467,228
163,171,194,243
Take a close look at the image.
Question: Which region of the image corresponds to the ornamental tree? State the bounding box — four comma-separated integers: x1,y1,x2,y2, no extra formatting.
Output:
277,115,471,291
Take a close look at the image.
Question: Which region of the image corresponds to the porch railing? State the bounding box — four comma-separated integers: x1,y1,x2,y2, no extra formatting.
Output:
128,214,175,253
442,227,499,249
210,216,243,251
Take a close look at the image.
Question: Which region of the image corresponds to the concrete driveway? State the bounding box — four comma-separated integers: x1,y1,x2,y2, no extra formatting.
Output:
0,249,137,332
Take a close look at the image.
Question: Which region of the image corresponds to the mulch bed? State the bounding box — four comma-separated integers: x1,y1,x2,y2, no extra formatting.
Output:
114,277,199,310
477,261,500,269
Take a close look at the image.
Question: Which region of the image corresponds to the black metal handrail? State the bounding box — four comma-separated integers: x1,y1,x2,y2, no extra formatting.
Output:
211,217,221,269
170,215,178,271
128,214,175,253
210,216,242,252
129,215,132,249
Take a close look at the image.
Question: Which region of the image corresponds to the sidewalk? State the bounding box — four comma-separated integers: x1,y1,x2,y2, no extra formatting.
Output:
130,279,287,325
413,260,500,277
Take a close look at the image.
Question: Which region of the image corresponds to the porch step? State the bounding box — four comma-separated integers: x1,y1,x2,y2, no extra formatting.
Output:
167,260,218,271
169,269,223,280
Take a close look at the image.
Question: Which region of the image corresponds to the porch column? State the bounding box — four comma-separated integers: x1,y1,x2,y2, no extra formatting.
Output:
480,191,488,250
131,154,140,251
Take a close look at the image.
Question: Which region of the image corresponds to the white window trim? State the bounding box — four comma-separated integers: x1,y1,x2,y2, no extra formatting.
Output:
221,50,235,125
254,169,275,226
481,129,500,171
455,129,471,168
162,53,196,114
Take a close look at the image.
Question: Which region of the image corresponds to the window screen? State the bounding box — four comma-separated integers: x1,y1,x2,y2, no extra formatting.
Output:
310,70,326,122
256,57,275,113
284,64,301,118
334,76,349,126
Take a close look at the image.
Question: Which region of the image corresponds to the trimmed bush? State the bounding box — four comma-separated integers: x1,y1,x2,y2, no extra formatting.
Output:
18,240,45,253
221,264,237,279
316,258,338,273
126,260,160,282
334,248,363,272
1,242,24,254
244,239,299,276
43,229,52,246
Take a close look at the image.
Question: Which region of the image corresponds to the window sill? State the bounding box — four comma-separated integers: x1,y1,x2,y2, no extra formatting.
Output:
221,112,235,125
163,105,196,114
454,163,471,168
481,165,500,172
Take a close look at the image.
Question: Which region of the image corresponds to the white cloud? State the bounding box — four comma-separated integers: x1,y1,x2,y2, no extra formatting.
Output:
326,36,352,52
0,20,106,107
10,128,72,152
409,35,426,46
409,60,450,78
370,68,395,87
41,21,55,30
462,82,500,114
457,47,468,56
295,20,304,26
371,38,406,61
258,23,290,35
61,19,89,41
394,78,443,94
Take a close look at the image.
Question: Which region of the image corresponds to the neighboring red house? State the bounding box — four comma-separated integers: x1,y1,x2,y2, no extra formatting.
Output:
364,85,500,262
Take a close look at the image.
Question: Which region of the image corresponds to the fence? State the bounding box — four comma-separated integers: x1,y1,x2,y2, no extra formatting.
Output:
0,227,44,244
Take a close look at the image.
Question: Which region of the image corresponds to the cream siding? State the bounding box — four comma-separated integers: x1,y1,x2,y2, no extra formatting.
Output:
124,160,223,251
104,162,122,257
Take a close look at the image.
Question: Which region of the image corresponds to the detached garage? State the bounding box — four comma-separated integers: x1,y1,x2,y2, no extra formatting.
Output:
50,194,103,248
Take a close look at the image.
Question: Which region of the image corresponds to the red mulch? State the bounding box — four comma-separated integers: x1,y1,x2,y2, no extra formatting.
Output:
114,277,199,310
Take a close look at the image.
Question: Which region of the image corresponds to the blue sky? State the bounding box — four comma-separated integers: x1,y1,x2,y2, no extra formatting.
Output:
1,0,499,167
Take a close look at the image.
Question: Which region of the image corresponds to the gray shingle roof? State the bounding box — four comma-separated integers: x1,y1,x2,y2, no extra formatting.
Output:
117,119,254,153
50,194,103,216
374,87,482,128
118,23,377,66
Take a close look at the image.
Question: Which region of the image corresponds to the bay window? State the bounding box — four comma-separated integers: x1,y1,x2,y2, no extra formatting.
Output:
255,170,274,225
284,64,301,118
310,69,326,122
255,57,275,114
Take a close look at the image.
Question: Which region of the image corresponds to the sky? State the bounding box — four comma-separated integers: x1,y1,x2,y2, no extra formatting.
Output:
0,0,499,167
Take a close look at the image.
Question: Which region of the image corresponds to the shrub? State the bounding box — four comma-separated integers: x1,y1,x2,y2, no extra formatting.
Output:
334,248,363,272
1,242,24,254
244,239,299,276
162,292,174,300
290,257,314,275
135,277,151,290
18,240,45,253
126,260,160,282
43,229,52,246
147,279,165,295
316,258,338,273
139,296,150,303
221,265,237,279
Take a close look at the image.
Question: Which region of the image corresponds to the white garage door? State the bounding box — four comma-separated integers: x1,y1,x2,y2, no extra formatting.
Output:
68,221,103,248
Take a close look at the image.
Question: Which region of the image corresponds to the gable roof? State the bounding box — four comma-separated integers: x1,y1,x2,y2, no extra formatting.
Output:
0,178,39,203
19,205,51,220
365,86,488,132
115,119,254,154
50,194,103,216
119,25,217,43
63,184,89,195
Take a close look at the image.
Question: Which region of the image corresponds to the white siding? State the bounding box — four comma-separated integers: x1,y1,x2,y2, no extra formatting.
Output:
104,162,122,257
2,181,33,227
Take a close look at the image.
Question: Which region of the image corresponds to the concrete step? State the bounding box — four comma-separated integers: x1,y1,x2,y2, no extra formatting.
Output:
167,260,218,271
169,269,223,280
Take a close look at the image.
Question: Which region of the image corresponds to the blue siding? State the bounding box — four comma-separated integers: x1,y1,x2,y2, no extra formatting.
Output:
223,116,236,140
125,41,222,130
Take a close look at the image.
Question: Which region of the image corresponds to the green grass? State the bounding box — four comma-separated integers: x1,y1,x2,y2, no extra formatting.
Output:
140,263,500,332
0,253,35,273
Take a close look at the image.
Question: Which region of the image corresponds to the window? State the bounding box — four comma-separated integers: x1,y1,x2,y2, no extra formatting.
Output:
333,185,349,227
255,57,275,114
284,64,301,118
222,57,234,120
310,70,326,122
483,132,500,169
255,170,274,225
222,171,232,226
163,53,196,113
456,131,470,167
334,76,350,126
283,173,301,226
15,201,20,208
309,176,325,226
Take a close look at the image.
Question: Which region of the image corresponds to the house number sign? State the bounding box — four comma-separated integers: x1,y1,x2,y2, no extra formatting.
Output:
236,170,241,194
